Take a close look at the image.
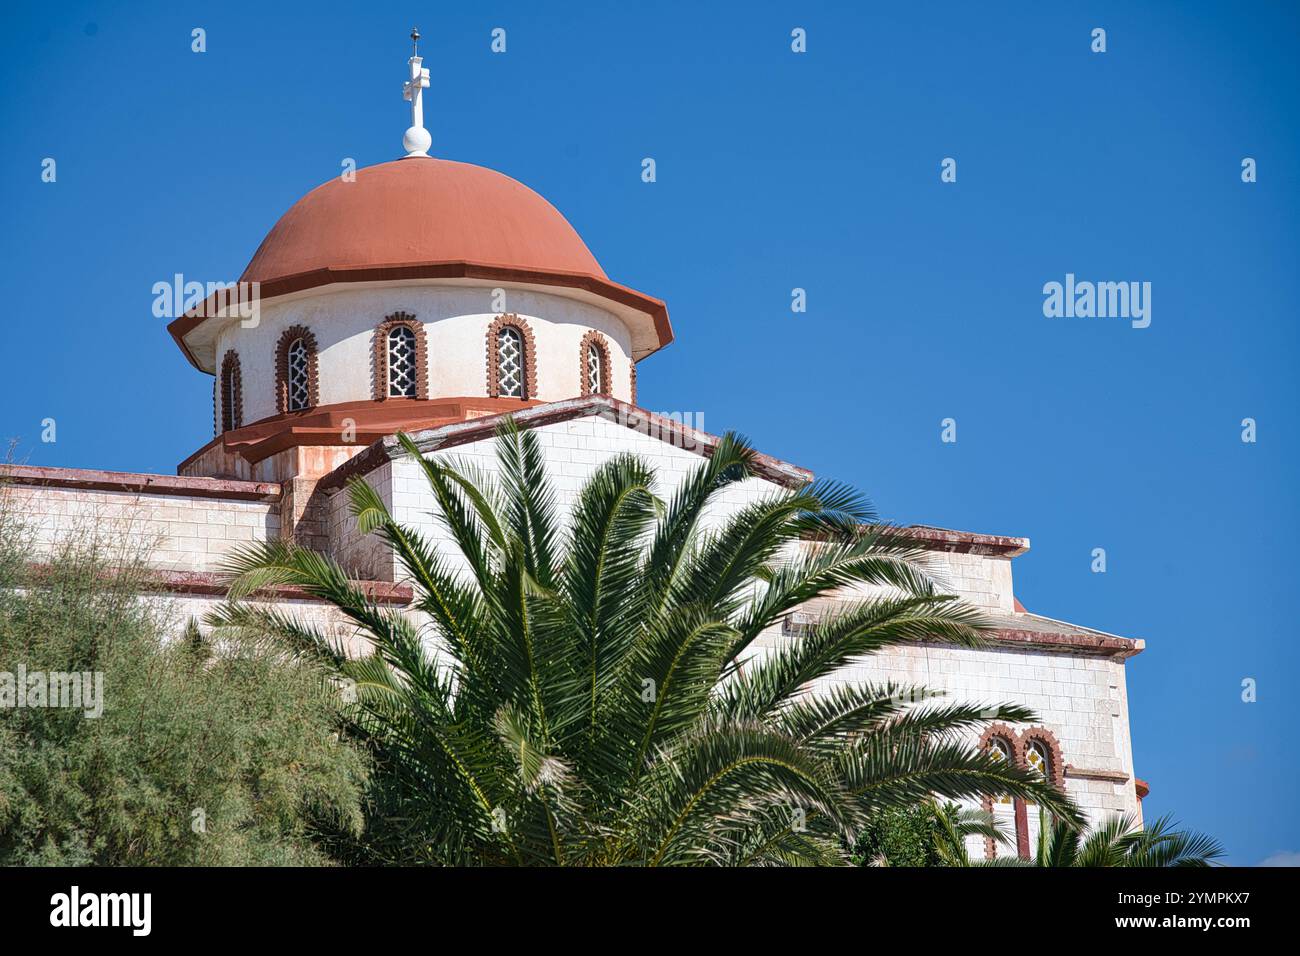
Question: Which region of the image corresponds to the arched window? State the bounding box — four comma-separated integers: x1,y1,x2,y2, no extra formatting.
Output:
287,338,310,410
1022,737,1054,856
579,331,612,397
586,343,602,394
372,312,427,400
486,314,535,400
1025,740,1050,782
275,325,319,413
498,327,523,397
979,727,1064,861
1019,729,1064,791
978,725,1022,861
987,737,1015,806
388,326,417,397
219,350,243,433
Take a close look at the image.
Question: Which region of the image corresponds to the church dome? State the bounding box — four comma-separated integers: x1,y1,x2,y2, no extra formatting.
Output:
242,157,606,284
169,155,671,373
170,37,675,480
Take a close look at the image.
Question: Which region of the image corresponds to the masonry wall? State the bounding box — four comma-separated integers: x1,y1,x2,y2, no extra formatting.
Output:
151,592,378,658
919,550,1015,614
1,483,279,573
325,460,395,581
354,413,791,584
750,630,1141,836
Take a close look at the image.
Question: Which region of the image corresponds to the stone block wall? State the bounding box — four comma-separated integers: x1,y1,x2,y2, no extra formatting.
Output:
1,482,279,573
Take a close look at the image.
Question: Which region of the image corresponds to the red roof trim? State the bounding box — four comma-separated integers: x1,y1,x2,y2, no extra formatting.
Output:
1064,764,1131,783
0,464,280,502
177,396,544,472
988,627,1143,659
315,396,815,495
883,525,1030,557
21,564,412,606
166,260,673,372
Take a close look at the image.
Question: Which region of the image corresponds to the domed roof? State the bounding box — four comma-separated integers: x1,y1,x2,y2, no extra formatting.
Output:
242,157,606,283
168,156,672,373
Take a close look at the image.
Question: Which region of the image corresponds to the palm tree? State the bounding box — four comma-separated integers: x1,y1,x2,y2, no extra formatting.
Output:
210,421,1080,865
1025,812,1224,867
931,802,1013,865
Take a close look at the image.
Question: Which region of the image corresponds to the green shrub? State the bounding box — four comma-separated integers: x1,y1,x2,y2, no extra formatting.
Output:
849,803,949,867
0,508,368,865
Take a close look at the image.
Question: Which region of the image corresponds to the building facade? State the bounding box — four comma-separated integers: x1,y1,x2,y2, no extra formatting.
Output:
0,51,1146,860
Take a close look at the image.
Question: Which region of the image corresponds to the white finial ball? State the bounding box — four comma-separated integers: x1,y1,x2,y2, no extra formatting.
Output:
403,126,432,157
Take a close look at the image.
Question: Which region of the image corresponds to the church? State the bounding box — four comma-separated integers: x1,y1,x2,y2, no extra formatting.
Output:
0,39,1145,861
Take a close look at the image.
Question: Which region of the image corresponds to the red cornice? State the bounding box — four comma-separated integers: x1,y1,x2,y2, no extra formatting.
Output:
989,627,1143,659
1064,764,1131,783
889,525,1030,557
177,396,543,472
0,464,280,502
835,525,1030,557
314,396,816,495
21,563,412,606
166,260,674,372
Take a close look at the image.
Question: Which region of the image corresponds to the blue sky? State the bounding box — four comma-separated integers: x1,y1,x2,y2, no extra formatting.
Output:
2,1,1296,865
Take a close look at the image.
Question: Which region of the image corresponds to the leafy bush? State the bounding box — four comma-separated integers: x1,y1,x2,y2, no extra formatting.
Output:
0,505,368,865
849,803,950,866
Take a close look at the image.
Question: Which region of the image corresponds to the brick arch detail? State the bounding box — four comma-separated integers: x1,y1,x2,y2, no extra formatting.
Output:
977,723,1067,860
371,312,429,401
219,349,244,432
485,314,536,400
1018,726,1066,791
978,724,1019,754
578,330,613,397
274,325,320,413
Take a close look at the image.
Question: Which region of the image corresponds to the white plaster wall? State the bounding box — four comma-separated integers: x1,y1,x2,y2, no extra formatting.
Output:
1,484,279,573
149,592,379,659
926,551,1015,614
747,630,1141,838
839,549,1016,614
374,414,783,585
214,284,636,424
325,460,394,582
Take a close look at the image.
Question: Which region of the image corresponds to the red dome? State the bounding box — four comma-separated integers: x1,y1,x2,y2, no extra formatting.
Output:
168,156,672,373
241,157,606,283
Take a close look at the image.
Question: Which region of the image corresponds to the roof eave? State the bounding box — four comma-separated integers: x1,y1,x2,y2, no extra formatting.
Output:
168,261,673,373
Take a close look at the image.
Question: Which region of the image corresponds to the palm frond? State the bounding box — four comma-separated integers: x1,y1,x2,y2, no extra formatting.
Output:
717,594,988,721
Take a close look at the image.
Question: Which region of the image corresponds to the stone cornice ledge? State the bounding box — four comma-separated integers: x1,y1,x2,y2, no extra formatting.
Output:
22,565,413,606
989,628,1145,660
316,397,816,493
0,465,280,502
1064,765,1131,783
888,525,1030,557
